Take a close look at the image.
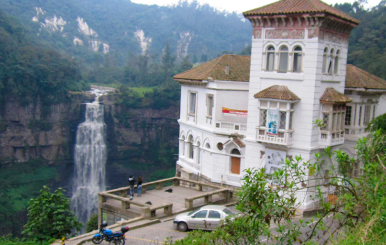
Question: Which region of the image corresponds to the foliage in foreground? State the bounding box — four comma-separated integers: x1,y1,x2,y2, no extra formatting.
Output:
22,186,82,243
168,130,386,244
0,234,55,245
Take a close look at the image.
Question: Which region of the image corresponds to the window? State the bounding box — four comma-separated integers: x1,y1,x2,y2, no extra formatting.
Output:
208,211,221,219
322,113,329,130
279,111,286,129
278,46,289,72
205,143,210,149
345,106,352,126
292,46,302,73
231,149,240,155
260,109,267,127
266,46,275,71
189,92,196,115
181,136,185,156
193,210,207,218
334,50,340,74
364,105,371,125
207,94,213,117
358,106,362,126
188,135,194,159
328,49,334,75
289,112,293,129
322,47,328,73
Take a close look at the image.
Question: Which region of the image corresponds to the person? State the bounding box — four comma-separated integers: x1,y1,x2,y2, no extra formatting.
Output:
128,176,136,199
137,176,143,197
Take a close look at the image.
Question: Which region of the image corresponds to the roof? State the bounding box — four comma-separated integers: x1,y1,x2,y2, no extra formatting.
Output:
346,65,386,90
173,55,251,82
243,0,359,24
320,87,352,103
254,85,300,101
224,138,246,148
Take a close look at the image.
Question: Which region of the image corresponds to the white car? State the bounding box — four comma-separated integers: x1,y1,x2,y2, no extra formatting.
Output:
173,205,237,232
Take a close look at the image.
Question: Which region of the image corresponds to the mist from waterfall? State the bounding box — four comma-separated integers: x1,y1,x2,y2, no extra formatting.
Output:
71,91,107,224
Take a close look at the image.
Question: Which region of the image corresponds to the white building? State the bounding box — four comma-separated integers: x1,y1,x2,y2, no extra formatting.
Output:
173,0,386,192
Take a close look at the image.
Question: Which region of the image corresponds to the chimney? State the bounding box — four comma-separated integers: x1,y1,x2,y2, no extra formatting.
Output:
225,66,229,74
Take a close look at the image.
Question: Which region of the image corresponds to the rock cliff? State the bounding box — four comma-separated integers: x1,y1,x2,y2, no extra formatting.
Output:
100,93,179,189
0,93,95,165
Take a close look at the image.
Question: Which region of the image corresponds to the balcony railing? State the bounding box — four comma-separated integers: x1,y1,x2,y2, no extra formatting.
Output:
215,122,247,132
319,132,345,146
256,128,294,145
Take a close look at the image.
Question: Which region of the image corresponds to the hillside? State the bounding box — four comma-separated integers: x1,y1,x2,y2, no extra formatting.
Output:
0,0,252,67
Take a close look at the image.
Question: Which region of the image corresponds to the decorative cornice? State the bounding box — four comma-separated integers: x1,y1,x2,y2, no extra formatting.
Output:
175,79,208,87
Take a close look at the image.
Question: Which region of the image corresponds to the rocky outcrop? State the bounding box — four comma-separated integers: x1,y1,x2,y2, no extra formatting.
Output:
100,93,179,189
0,92,95,164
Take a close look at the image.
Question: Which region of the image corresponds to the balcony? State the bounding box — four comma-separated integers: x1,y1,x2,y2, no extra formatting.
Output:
215,122,247,132
256,128,294,145
319,132,345,146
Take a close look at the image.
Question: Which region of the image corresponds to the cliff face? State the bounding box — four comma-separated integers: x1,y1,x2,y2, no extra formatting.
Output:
100,94,179,189
0,93,95,165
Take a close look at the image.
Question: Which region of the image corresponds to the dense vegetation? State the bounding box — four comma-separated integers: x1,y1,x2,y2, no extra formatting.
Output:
168,121,386,244
0,0,251,70
335,1,386,79
0,10,88,105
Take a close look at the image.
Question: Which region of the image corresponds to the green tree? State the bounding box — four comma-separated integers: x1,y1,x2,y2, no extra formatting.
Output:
169,130,386,244
161,43,176,78
368,113,386,133
86,213,99,233
22,186,82,243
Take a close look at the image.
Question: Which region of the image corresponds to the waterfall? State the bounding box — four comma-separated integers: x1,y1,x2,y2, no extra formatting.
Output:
71,90,107,224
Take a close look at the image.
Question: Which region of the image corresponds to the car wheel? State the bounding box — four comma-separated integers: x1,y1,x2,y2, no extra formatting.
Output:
177,222,188,232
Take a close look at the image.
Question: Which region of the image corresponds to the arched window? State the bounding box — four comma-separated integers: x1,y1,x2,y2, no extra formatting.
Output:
197,142,201,164
205,143,211,149
334,50,340,74
327,49,334,74
188,135,194,159
292,46,302,73
278,46,289,73
231,149,241,155
322,47,328,74
181,135,185,156
266,46,275,71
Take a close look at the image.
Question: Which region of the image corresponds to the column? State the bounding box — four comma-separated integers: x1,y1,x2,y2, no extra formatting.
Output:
360,105,365,127
350,104,355,128
370,104,375,121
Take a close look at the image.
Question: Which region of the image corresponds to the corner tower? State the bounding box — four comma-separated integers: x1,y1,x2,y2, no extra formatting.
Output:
242,0,359,170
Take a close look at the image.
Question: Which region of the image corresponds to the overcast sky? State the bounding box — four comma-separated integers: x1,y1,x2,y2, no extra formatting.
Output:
131,0,382,13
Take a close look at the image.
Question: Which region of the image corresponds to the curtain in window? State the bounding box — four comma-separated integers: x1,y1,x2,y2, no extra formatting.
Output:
190,93,196,114
293,47,302,73
266,46,275,71
279,46,288,72
334,50,340,74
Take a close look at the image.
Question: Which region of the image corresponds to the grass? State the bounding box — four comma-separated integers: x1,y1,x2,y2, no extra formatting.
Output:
91,83,155,96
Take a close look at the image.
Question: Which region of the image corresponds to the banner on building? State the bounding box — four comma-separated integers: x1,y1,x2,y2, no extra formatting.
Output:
267,109,279,135
265,148,287,184
222,107,248,117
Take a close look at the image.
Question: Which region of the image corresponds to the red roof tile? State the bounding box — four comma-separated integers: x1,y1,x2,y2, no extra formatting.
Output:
320,87,352,103
346,65,386,90
254,85,300,101
243,0,359,24
173,55,250,82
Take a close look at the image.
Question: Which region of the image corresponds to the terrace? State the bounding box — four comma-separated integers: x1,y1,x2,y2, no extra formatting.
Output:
98,177,236,227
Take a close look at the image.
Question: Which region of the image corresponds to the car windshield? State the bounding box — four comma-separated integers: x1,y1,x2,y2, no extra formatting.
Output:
223,208,236,215
188,209,200,216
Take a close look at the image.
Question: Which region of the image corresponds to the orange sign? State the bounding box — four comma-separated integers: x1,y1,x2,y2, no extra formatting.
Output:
222,107,248,117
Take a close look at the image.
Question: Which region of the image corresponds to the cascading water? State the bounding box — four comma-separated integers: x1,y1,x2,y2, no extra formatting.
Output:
71,89,107,224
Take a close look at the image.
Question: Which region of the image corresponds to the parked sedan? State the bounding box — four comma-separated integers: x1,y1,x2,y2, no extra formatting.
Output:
173,205,237,232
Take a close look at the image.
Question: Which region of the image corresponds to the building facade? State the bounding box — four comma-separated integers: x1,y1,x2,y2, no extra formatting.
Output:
173,0,386,207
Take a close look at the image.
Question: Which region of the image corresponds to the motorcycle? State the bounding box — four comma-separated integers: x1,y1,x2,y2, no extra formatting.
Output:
92,221,130,245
